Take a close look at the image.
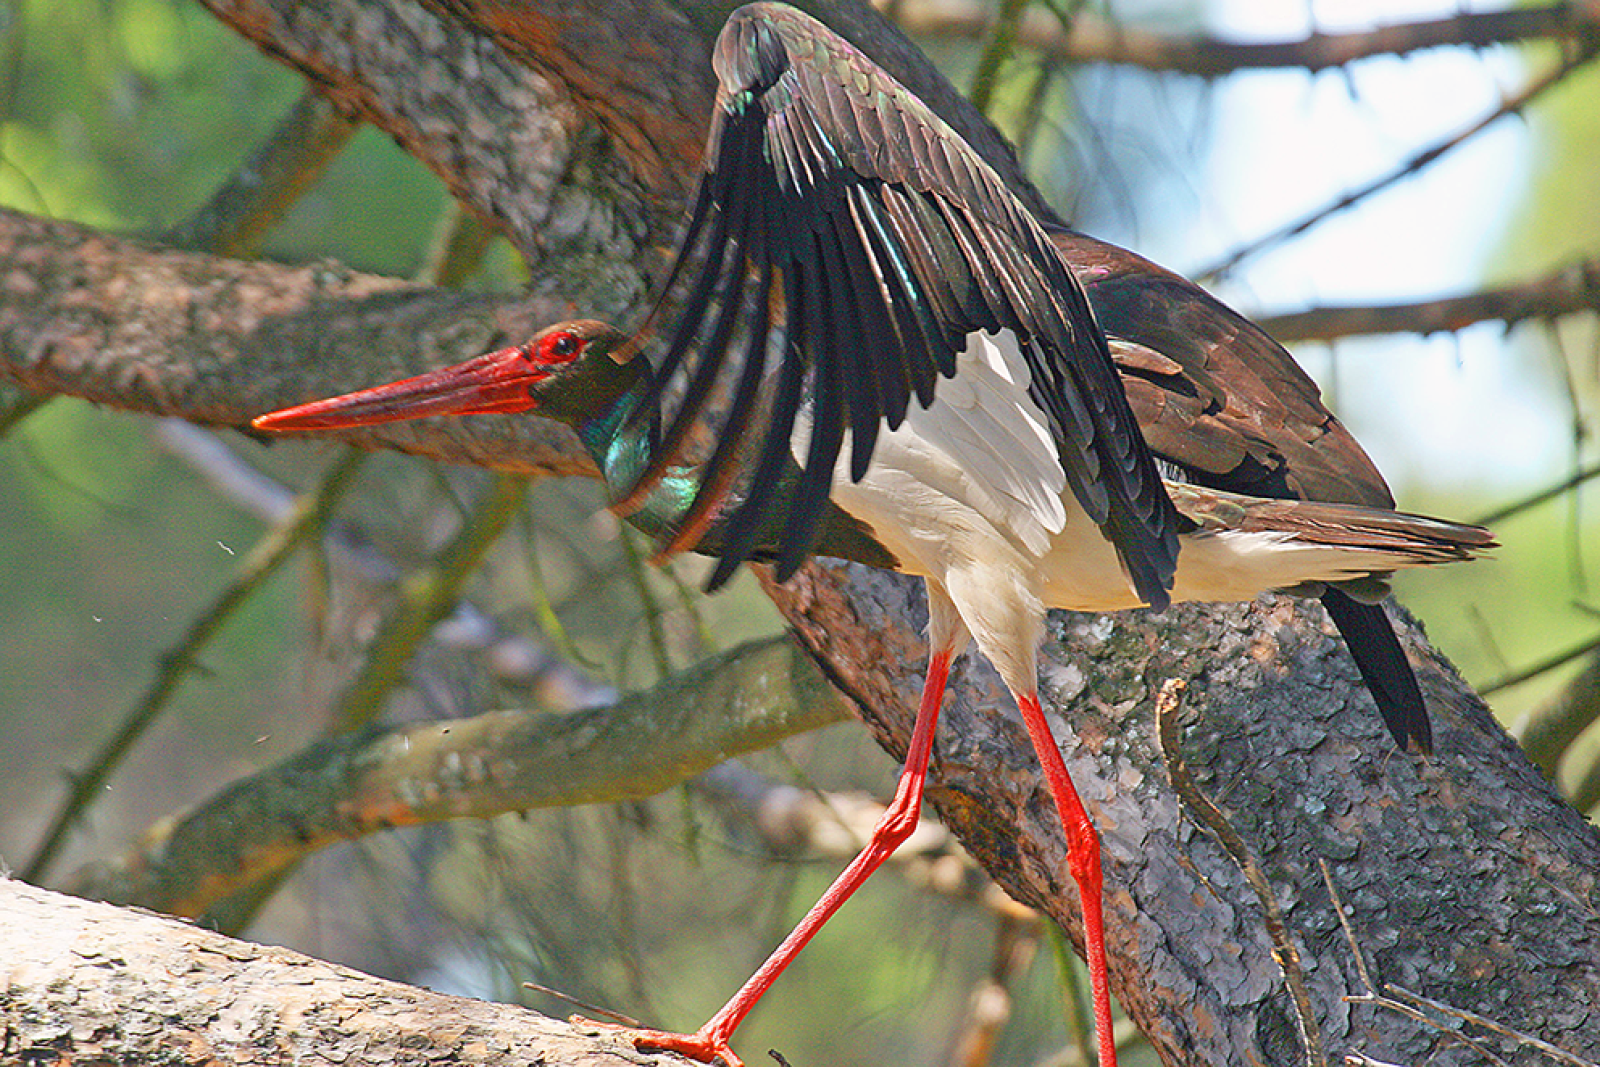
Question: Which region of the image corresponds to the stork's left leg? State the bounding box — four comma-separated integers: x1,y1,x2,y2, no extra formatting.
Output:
616,584,972,1067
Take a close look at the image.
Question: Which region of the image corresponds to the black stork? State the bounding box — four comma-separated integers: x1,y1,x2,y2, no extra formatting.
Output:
255,5,1493,1065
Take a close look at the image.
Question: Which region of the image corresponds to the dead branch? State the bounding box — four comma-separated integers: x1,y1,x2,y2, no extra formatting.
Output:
887,0,1600,77
1260,258,1600,343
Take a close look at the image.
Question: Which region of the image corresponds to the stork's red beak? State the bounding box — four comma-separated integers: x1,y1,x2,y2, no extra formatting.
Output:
251,345,543,432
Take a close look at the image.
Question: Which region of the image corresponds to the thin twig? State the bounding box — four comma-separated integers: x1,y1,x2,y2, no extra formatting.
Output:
23,448,367,884
158,420,613,709
619,525,674,679
521,981,638,1027
1473,459,1600,528
1158,678,1326,1067
1385,985,1600,1067
1318,861,1374,993
968,0,1029,115
1464,603,1515,681
1542,319,1590,597
950,907,1042,1067
1321,860,1512,1067
1480,630,1600,696
518,510,608,677
1046,923,1097,1067
331,473,527,733
668,564,718,655
886,0,1600,77
1013,56,1060,165
163,87,357,257
1200,44,1599,279
1260,260,1600,345
154,420,398,579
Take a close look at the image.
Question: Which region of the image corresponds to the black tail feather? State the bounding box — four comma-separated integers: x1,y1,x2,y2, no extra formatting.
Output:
1321,588,1432,755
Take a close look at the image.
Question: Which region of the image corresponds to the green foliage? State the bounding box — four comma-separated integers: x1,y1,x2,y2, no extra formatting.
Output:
0,0,456,276
1446,39,1600,726
2,0,298,228
1501,55,1600,272
8,397,159,529
0,402,312,840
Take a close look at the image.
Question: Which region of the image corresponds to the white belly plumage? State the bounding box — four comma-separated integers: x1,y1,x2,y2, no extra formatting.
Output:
824,328,1140,615
807,329,1422,691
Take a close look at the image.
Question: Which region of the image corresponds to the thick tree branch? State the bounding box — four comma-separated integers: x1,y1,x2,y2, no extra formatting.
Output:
851,561,1587,1061
755,552,1600,1065
197,0,660,298
213,0,1064,220
0,879,648,1067
0,208,589,475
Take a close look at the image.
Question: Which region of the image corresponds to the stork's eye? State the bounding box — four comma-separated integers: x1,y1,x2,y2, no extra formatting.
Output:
550,332,579,358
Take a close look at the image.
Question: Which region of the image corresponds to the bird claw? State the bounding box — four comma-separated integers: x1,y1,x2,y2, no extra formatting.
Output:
581,1019,746,1067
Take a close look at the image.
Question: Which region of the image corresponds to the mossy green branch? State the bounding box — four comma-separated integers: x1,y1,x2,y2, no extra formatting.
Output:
75,634,852,917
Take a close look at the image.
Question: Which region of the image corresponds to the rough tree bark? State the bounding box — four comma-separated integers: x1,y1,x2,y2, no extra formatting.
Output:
4,1,1599,1065
0,878,646,1066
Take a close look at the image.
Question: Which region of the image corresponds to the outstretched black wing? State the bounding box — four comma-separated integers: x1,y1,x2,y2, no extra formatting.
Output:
620,2,1180,603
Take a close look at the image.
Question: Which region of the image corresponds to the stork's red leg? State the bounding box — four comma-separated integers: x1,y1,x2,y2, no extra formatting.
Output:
1014,690,1118,1067
624,646,957,1067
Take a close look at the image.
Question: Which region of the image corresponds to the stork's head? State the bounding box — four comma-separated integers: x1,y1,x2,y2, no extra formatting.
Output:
252,320,641,433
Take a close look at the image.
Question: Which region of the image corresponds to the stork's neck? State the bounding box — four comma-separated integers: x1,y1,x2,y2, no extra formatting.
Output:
582,396,720,547
572,389,645,474
574,386,896,570
571,387,705,545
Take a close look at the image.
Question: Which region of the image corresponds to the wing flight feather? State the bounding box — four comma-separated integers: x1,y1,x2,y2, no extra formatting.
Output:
623,3,1180,603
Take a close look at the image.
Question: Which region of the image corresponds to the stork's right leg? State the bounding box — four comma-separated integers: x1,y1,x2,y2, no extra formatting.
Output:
625,584,971,1066
1012,687,1118,1067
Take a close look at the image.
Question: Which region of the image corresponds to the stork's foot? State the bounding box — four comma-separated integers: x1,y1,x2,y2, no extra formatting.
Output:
633,1027,746,1067
584,1020,746,1067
